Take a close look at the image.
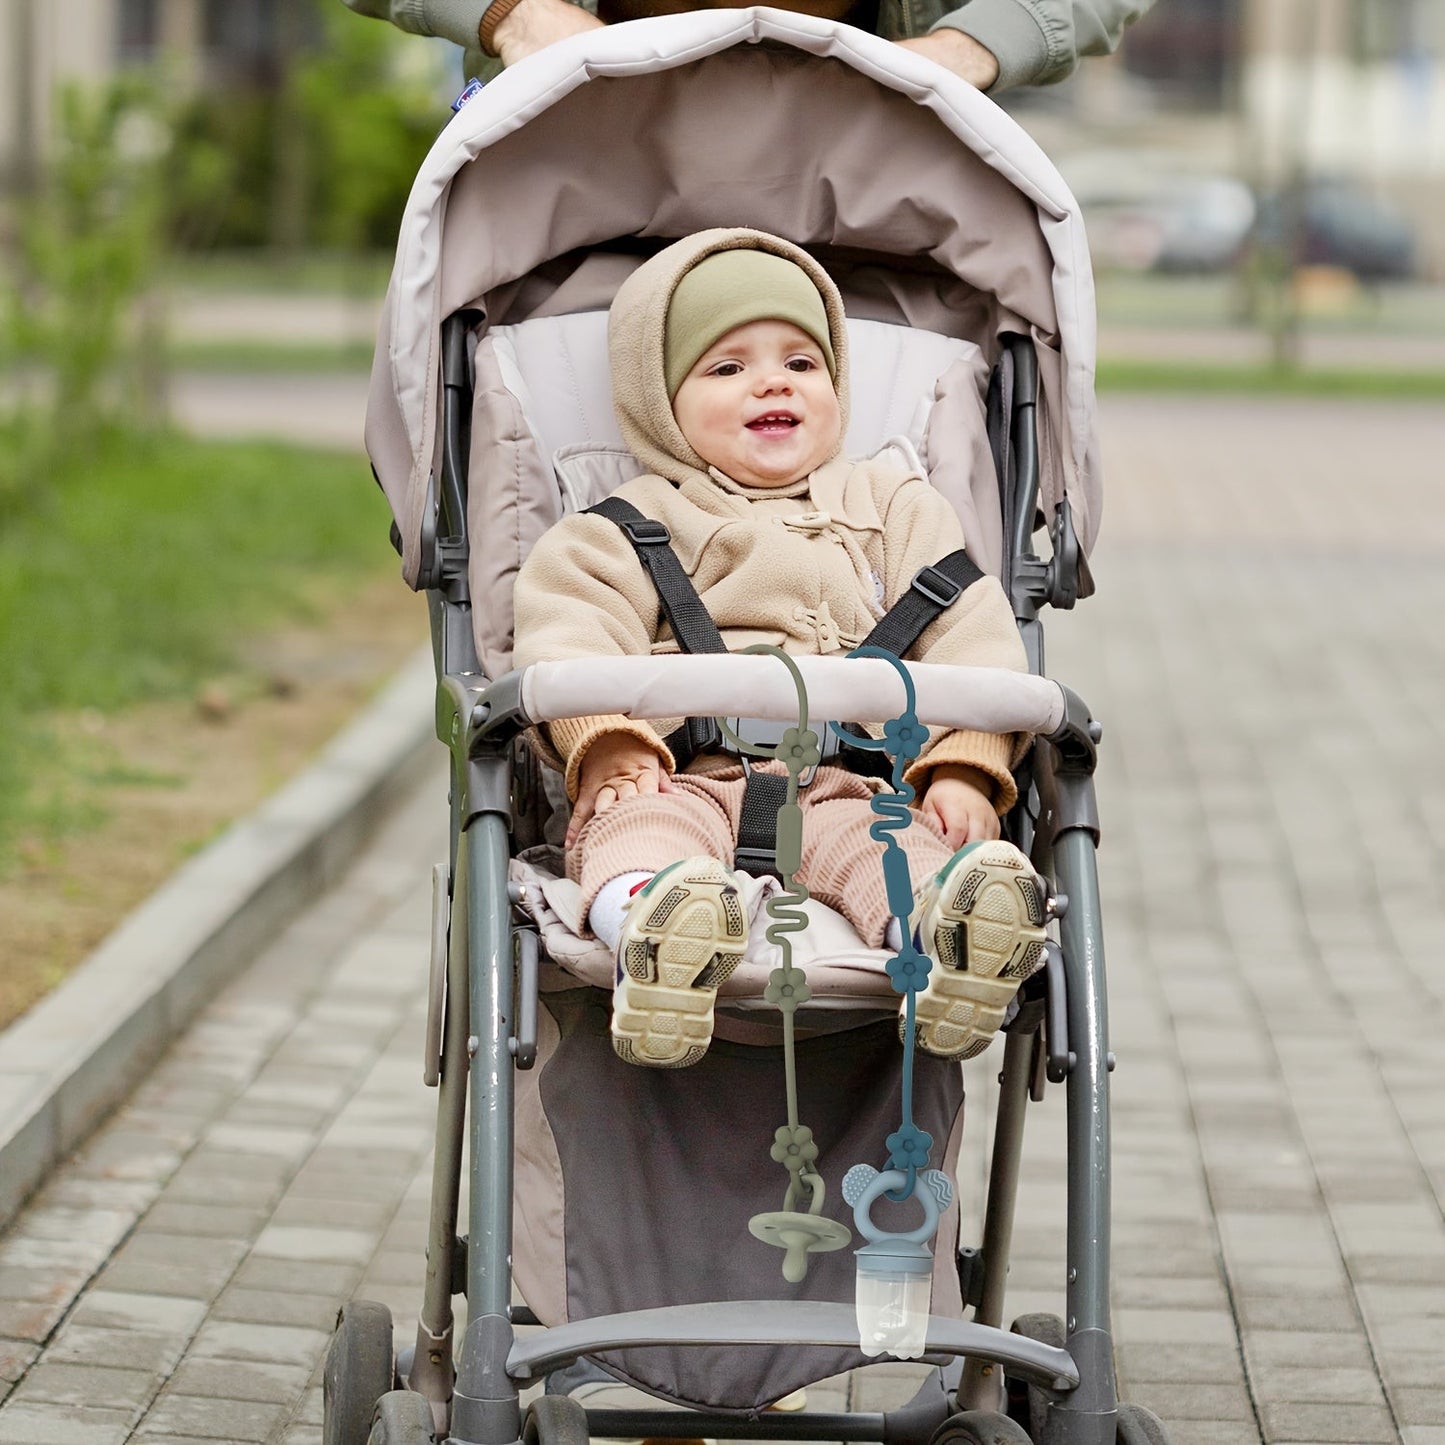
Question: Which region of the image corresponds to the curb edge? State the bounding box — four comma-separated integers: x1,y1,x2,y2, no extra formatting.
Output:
0,645,440,1226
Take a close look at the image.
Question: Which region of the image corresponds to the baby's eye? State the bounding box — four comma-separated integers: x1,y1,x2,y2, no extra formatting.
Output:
785,356,818,372
708,361,744,377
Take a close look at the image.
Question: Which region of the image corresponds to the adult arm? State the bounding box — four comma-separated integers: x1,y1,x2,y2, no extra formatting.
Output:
336,0,486,49
335,0,600,69
923,0,1155,92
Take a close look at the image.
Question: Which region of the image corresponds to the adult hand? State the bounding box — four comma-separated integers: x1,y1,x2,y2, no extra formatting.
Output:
893,28,1000,90
918,764,1000,849
493,0,605,67
567,731,672,849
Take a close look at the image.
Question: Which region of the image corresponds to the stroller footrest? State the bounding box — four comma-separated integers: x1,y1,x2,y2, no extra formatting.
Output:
507,1301,1078,1393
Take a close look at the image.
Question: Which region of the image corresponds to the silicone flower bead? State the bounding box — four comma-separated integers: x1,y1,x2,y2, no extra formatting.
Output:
776,727,822,771
886,944,931,993
886,1123,934,1170
882,715,928,759
765,966,813,1009
771,1123,820,1170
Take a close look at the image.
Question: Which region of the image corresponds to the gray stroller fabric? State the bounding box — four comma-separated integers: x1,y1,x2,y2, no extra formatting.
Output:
531,990,967,1412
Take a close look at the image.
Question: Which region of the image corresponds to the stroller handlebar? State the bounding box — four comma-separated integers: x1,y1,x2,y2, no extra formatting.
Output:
512,654,1067,736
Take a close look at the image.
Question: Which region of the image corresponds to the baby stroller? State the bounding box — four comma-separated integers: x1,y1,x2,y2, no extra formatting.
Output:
324,11,1169,1445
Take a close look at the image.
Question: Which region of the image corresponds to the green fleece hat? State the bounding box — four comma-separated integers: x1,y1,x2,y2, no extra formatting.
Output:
664,249,837,399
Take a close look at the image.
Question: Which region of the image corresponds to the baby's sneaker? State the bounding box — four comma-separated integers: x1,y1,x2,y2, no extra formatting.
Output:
610,856,748,1068
908,839,1048,1060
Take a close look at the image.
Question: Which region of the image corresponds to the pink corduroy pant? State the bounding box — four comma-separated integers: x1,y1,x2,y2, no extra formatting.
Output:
567,764,957,947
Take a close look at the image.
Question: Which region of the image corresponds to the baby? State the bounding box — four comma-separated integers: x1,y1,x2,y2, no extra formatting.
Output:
513,228,1047,1068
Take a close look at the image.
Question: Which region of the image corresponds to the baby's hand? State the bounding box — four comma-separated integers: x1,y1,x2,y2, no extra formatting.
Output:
567,732,673,849
918,765,1000,849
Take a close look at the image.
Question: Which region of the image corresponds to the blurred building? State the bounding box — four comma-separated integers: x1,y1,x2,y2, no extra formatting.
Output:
1019,0,1444,276
1243,0,1443,276
1,0,303,190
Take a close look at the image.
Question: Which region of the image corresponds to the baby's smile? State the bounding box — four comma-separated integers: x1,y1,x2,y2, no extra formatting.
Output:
746,409,802,434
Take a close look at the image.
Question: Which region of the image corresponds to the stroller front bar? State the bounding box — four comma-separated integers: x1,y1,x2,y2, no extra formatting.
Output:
451,654,1070,750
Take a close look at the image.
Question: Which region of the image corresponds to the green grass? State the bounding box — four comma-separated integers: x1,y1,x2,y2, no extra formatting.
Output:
1096,358,1445,399
0,424,396,860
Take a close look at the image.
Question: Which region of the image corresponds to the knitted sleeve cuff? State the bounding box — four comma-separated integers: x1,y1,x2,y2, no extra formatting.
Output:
931,0,1055,91
904,727,1022,814
548,714,676,802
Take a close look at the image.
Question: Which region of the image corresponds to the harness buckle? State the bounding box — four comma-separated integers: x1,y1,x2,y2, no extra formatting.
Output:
909,563,963,610
618,517,672,547
734,844,784,880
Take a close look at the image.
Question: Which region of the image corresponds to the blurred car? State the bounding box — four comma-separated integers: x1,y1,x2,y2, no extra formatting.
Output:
1061,155,1256,274
1253,177,1417,281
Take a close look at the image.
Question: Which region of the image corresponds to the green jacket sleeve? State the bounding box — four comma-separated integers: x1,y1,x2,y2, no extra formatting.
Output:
336,0,488,45
336,0,489,75
933,0,1153,91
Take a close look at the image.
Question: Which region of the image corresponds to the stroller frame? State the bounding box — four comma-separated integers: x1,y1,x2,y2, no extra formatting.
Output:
326,305,1133,1445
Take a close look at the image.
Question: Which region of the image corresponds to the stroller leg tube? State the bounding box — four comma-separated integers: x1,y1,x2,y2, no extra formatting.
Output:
957,1026,1034,1413
1046,826,1117,1445
408,823,474,1426
452,804,522,1445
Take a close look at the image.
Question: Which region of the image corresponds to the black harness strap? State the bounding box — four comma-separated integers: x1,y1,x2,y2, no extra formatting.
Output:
587,497,723,765
863,551,985,657
734,768,792,878
828,550,985,772
588,497,727,654
587,498,982,875
590,498,985,667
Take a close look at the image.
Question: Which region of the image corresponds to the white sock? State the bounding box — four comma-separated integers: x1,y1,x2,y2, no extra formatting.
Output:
884,917,903,952
588,872,653,951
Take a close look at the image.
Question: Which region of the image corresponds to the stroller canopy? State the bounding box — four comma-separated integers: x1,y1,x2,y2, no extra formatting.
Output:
366,7,1101,589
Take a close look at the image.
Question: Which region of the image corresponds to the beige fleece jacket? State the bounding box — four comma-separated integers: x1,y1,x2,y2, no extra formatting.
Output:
510,228,1030,810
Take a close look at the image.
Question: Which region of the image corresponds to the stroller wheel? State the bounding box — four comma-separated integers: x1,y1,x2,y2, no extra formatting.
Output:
524,1395,590,1445
1116,1403,1171,1445
1004,1313,1065,1440
368,1389,437,1445
930,1409,1033,1445
324,1300,397,1445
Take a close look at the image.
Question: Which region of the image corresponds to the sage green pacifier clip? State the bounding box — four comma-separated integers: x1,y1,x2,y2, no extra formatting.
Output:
731,646,852,1284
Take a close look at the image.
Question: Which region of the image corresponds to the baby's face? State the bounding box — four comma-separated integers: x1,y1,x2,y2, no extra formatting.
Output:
671,319,840,490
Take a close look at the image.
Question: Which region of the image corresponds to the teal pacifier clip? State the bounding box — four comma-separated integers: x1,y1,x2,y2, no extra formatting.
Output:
732,646,852,1284
829,646,953,1357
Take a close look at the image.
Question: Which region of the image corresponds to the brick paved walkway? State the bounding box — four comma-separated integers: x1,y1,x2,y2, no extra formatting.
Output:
2,396,1442,1444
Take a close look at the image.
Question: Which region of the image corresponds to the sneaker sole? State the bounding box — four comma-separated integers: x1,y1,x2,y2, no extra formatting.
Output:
912,841,1048,1060
611,858,747,1068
